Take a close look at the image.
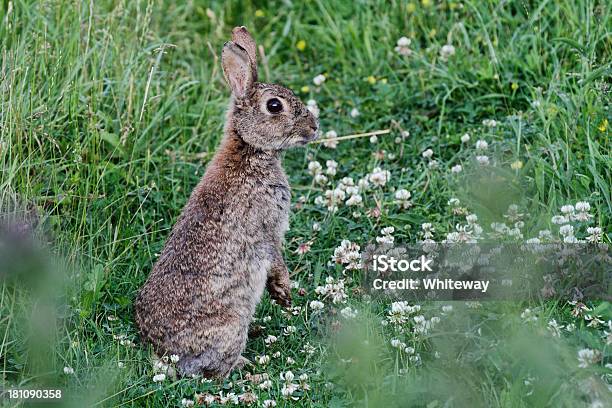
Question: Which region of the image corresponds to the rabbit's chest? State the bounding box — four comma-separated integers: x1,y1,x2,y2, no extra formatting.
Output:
257,182,290,236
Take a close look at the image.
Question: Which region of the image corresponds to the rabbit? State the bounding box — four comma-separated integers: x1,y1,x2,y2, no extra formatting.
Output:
134,26,319,378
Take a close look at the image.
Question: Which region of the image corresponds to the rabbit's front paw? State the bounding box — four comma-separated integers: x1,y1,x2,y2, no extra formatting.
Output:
267,278,292,308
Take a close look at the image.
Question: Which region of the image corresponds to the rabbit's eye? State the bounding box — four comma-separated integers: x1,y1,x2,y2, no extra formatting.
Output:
266,98,283,114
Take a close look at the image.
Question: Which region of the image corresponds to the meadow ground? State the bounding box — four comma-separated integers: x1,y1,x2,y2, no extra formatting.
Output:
0,1,611,407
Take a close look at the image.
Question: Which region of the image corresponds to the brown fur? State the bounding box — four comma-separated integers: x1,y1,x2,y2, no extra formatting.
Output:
134,26,318,377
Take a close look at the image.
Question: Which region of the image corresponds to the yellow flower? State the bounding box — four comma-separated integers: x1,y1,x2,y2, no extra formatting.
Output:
422,0,432,7
511,82,519,91
407,3,416,12
380,78,388,84
300,86,310,93
367,76,377,85
429,29,437,38
598,119,608,132
296,40,306,51
255,9,265,17
511,160,523,170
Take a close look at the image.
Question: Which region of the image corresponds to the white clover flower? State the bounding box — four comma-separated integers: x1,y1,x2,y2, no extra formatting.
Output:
547,319,564,337
259,380,273,390
560,204,575,214
390,339,403,348
313,74,326,86
332,240,362,271
281,383,299,397
323,130,338,148
312,222,321,232
381,226,395,235
521,308,538,323
345,186,359,196
368,167,391,187
306,99,319,118
466,214,478,225
531,100,541,108
448,198,460,206
442,305,453,313
263,400,277,407
482,119,498,127
422,148,434,159
376,227,395,244
340,307,358,319
181,398,195,407
221,393,239,405
357,177,370,191
262,315,272,323
586,227,602,243
314,173,328,185
308,160,322,175
395,189,411,200
461,133,470,143
440,44,456,59
350,108,360,118
309,300,324,310
563,235,578,243
551,215,569,225
390,301,419,315
281,370,295,382
152,373,166,382
559,224,574,236
575,201,590,212
395,36,412,56
63,366,74,375
265,335,278,345
572,201,592,221
256,355,270,365
451,164,462,173
476,155,490,165
283,326,297,336
325,160,338,176
170,354,180,363
369,135,378,144
577,348,601,368
475,139,488,150
397,36,411,47
394,188,412,209
346,194,363,206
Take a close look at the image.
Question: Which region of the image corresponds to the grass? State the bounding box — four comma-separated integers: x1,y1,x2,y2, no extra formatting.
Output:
0,0,611,406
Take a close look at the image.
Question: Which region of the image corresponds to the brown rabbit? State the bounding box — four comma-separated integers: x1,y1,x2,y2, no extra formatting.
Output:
134,26,318,377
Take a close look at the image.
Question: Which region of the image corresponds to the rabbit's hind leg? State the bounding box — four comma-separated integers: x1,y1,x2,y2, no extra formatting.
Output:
177,348,230,378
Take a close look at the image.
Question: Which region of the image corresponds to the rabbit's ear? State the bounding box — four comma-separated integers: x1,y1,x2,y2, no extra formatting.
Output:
222,41,254,98
231,26,257,78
